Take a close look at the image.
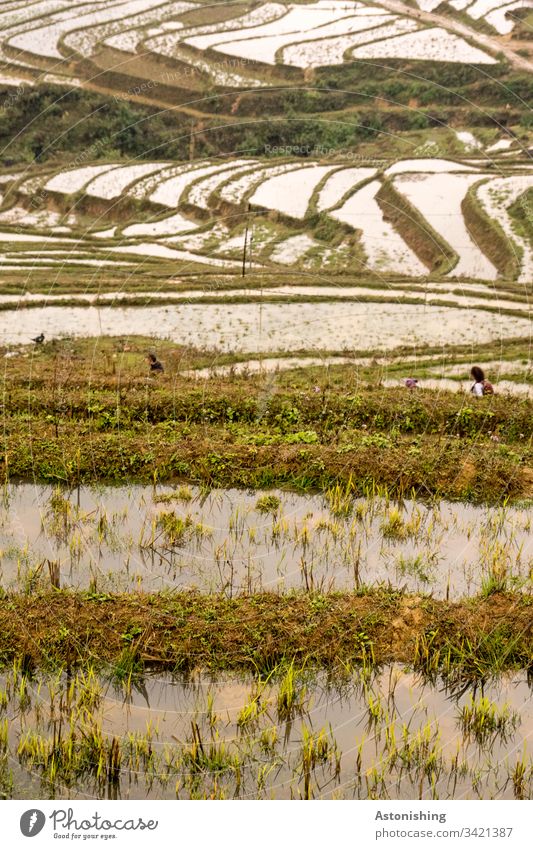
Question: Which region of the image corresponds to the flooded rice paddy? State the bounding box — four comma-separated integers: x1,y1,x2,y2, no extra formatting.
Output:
1,484,530,599
0,283,528,312
181,357,532,396
1,663,531,799
0,302,530,351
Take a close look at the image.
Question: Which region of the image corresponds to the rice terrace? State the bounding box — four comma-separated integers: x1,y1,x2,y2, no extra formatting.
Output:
0,0,531,804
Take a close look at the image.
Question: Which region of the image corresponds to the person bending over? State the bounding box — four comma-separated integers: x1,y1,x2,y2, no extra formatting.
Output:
470,366,493,396
147,353,164,373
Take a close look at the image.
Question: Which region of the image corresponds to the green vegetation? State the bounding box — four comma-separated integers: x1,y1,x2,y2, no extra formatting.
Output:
508,188,533,249
0,0,531,804
0,86,192,166
0,589,531,678
376,178,457,274
0,337,530,502
1,71,531,169
255,494,281,513
459,695,520,742
1,650,530,799
462,180,521,279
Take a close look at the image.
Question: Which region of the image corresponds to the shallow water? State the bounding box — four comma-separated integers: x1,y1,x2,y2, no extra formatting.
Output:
182,355,357,378
249,164,336,218
0,282,528,313
2,664,531,799
394,173,498,280
381,377,532,397
331,180,427,275
0,484,530,598
182,356,532,395
0,302,529,351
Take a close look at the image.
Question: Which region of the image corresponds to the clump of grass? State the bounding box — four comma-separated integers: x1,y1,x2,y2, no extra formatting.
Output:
511,753,529,800
46,489,74,538
0,752,13,799
380,506,421,540
184,721,241,778
255,494,281,513
0,719,8,752
381,507,405,539
109,646,143,690
480,570,509,597
326,478,354,518
459,695,520,742
276,662,307,722
155,512,209,547
259,726,278,754
365,688,385,725
396,554,434,584
154,486,193,504
480,540,511,596
157,513,192,545
398,722,443,783
414,622,532,684
300,723,339,799
17,721,124,791
237,681,268,730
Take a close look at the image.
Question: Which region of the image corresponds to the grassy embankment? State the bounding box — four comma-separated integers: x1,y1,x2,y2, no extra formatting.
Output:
462,180,522,280
0,590,531,679
0,337,531,502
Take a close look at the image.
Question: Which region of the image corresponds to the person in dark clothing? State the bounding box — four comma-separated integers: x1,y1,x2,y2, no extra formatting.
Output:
147,353,164,373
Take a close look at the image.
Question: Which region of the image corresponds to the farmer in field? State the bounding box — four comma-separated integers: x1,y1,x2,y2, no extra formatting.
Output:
147,353,164,373
470,366,494,397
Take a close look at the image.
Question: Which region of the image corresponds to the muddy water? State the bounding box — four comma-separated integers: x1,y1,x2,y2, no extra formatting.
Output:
0,484,530,599
380,377,533,397
182,357,532,396
2,665,531,799
0,284,528,313
0,302,529,351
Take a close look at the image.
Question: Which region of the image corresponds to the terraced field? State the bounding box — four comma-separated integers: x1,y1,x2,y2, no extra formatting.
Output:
0,148,531,354
1,155,533,277
449,0,533,34
0,0,531,97
0,0,532,809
